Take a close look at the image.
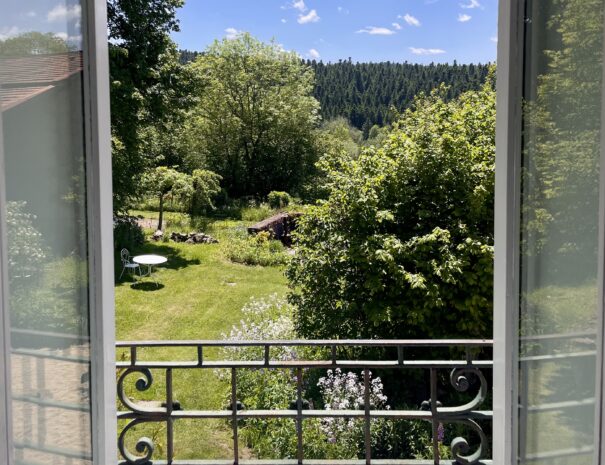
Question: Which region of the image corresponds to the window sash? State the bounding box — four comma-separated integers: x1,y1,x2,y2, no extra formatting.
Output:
82,0,117,464
0,79,13,465
495,1,605,464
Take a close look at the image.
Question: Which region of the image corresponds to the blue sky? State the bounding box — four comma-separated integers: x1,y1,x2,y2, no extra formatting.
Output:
173,0,498,64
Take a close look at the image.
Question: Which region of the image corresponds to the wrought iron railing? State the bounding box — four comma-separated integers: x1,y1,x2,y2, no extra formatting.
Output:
116,339,493,465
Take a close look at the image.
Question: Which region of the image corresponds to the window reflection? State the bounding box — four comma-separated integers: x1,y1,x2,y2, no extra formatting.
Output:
0,1,91,464
519,0,603,463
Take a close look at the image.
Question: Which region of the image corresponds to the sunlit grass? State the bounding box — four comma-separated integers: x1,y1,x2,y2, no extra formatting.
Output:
115,210,288,459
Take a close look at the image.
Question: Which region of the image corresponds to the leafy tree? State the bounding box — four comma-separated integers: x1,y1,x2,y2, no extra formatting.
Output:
0,32,71,55
107,0,196,211
287,79,496,340
522,0,603,287
180,50,491,132
190,169,222,216
318,118,363,159
141,167,193,231
188,34,321,197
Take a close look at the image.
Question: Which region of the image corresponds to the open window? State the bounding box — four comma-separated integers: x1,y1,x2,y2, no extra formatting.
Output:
496,0,605,464
0,1,115,464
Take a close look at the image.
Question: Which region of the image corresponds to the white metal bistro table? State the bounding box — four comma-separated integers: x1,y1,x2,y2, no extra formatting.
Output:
132,254,167,285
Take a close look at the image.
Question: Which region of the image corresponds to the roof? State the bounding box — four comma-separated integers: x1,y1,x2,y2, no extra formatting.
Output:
0,52,83,111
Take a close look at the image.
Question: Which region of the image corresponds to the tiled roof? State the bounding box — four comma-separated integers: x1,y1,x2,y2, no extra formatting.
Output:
0,52,83,111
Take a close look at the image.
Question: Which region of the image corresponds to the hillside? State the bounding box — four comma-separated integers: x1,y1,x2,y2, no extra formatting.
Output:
180,50,491,131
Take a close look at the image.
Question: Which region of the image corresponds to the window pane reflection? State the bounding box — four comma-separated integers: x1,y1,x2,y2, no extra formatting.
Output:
0,1,92,464
519,0,604,464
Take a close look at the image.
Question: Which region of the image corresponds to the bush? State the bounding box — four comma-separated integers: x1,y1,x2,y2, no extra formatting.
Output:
221,296,392,460
6,201,47,281
287,80,496,340
113,216,145,251
225,231,289,266
267,191,292,209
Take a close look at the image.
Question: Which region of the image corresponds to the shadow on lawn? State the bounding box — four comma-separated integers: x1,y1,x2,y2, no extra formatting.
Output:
130,282,165,291
115,242,201,286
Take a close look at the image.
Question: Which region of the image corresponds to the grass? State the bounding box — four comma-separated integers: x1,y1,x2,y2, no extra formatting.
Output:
115,210,289,460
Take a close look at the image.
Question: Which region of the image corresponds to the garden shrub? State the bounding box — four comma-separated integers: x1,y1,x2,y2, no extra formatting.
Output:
6,201,47,281
225,231,288,266
189,169,222,216
113,215,145,251
268,191,292,209
287,79,496,340
221,296,393,460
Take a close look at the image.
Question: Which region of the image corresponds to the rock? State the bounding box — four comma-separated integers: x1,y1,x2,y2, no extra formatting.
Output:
152,230,164,241
248,212,302,246
170,231,218,244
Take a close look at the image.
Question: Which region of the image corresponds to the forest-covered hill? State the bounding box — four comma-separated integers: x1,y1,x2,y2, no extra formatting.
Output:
180,50,491,130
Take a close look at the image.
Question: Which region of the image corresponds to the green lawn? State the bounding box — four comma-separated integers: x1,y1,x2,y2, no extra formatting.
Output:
115,211,288,460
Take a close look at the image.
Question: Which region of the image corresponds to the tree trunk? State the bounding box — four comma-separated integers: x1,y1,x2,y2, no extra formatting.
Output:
158,195,164,231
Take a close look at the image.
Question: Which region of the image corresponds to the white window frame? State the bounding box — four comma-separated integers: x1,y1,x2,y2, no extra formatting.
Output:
0,0,116,463
83,0,117,463
493,0,523,462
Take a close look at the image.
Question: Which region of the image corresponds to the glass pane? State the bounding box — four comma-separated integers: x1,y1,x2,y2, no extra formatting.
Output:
519,0,604,464
0,1,92,464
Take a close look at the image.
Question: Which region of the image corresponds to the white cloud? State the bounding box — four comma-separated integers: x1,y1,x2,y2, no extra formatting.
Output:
490,36,498,43
400,13,421,27
357,26,396,35
0,26,20,40
53,32,82,44
337,6,349,14
308,48,320,59
392,22,402,30
24,11,37,18
460,0,481,9
298,9,320,24
410,47,446,55
47,4,81,22
281,18,287,23
458,13,472,22
282,0,306,12
225,27,243,39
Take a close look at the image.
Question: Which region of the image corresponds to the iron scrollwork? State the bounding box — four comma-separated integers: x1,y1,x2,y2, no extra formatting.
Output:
117,367,165,464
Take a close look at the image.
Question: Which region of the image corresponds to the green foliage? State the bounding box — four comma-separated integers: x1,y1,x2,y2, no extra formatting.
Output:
190,169,222,216
141,167,221,229
0,32,72,55
287,80,496,340
318,118,363,159
188,33,321,197
521,0,603,287
5,201,47,281
113,216,145,251
108,0,197,211
225,231,289,267
267,191,292,209
221,296,391,460
141,166,193,230
307,59,491,129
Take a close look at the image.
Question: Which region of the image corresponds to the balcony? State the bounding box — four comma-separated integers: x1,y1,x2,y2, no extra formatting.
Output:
115,339,493,465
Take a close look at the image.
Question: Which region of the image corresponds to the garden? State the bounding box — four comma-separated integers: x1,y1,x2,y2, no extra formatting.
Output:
113,62,499,458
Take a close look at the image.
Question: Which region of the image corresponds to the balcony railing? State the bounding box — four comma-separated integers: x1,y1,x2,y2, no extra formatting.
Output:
116,339,493,465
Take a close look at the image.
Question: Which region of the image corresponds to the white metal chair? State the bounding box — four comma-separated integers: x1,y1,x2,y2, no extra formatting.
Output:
120,248,141,279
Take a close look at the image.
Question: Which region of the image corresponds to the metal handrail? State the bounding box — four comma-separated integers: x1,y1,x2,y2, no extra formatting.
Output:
116,339,493,465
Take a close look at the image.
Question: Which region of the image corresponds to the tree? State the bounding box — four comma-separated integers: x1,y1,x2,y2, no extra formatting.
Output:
0,32,72,56
107,0,197,211
188,34,321,197
190,169,222,216
141,167,192,231
287,79,496,340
